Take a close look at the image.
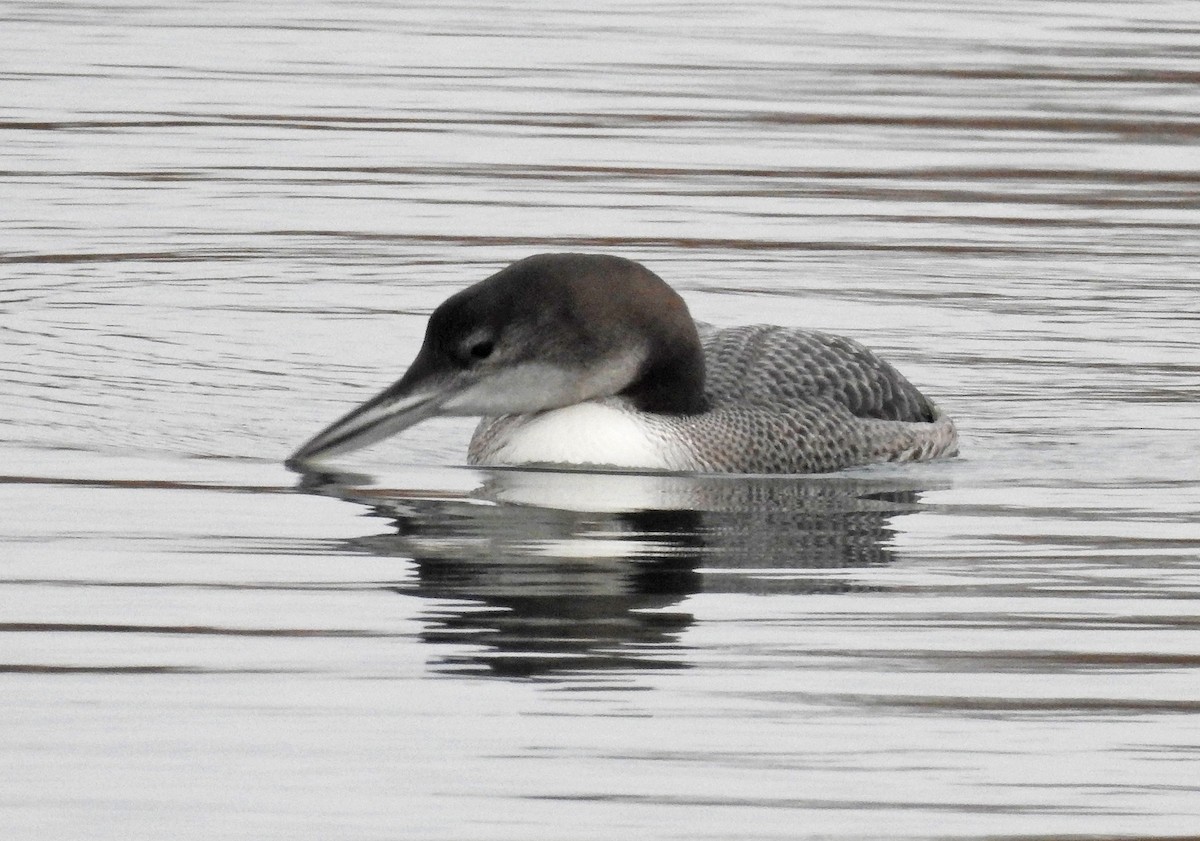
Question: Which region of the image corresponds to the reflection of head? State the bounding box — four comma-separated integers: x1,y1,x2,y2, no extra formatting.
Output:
349,497,703,679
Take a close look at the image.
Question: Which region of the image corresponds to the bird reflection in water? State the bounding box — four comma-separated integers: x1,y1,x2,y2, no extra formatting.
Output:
294,468,939,679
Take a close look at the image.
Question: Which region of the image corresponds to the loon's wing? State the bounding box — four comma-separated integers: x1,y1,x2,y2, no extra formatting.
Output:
700,325,936,423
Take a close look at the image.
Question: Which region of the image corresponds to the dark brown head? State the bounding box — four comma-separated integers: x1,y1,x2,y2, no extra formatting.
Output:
288,253,706,465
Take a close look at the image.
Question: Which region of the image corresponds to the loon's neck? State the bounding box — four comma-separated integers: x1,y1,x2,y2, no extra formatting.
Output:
618,327,709,415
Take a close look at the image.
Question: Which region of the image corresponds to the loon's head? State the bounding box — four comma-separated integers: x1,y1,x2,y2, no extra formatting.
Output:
287,253,706,466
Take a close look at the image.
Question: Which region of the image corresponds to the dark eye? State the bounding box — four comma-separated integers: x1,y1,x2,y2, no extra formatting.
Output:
468,339,494,360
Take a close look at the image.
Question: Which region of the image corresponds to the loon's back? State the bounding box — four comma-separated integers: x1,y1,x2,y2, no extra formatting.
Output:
658,324,955,473
700,325,935,422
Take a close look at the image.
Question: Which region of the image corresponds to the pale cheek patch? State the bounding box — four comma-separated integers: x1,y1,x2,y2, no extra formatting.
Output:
442,348,647,418
442,363,577,416
486,402,674,470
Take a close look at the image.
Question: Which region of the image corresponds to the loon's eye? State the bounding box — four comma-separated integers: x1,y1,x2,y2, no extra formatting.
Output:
468,339,494,360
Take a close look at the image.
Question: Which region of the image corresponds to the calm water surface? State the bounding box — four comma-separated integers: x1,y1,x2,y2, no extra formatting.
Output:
3,1,1199,838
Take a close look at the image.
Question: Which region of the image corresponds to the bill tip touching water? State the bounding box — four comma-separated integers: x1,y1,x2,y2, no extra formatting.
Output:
287,253,958,474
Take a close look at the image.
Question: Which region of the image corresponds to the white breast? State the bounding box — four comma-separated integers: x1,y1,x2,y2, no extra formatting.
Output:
469,400,678,471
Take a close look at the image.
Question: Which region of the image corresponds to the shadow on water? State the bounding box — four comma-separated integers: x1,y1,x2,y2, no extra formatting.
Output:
294,467,943,679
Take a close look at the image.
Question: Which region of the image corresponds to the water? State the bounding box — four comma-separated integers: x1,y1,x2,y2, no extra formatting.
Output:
3,1,1199,838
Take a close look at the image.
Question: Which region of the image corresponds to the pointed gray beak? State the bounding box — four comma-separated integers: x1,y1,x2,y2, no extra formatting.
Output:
286,350,461,468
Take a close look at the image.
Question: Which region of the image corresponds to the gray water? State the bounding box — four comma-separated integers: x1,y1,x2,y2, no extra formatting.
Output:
3,2,1199,838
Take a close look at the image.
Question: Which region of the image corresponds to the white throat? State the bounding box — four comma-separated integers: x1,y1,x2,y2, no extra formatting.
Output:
468,400,679,471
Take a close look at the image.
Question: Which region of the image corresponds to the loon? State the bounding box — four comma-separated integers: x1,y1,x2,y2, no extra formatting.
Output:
287,253,958,474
